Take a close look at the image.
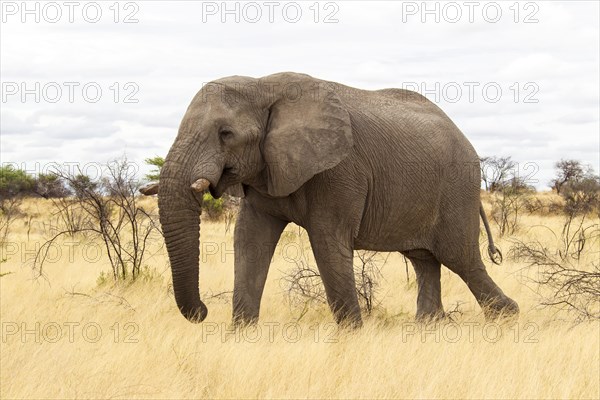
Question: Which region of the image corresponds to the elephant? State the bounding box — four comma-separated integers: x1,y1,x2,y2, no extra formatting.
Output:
143,72,518,326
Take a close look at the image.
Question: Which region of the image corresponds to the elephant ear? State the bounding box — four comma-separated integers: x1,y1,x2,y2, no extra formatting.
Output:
262,79,353,197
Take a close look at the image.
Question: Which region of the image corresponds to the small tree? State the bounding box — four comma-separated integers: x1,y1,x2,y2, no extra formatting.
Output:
480,156,517,192
71,174,98,198
0,165,35,197
34,173,71,198
550,159,589,194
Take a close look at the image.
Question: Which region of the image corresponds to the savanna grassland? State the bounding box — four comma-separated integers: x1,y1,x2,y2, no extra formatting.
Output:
1,193,599,399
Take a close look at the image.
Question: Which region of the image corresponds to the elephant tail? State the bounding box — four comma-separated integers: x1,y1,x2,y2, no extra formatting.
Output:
480,203,503,265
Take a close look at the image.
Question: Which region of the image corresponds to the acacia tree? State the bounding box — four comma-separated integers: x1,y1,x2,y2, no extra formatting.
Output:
480,156,517,192
34,173,70,198
550,159,592,194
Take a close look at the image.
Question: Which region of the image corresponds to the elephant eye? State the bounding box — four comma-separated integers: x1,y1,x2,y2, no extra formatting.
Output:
219,128,234,142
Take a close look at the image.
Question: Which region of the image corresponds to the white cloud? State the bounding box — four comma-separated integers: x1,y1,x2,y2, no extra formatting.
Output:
1,0,598,188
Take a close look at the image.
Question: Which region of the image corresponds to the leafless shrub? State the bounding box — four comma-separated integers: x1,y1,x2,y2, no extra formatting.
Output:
522,197,543,214
512,239,599,321
34,158,161,281
445,302,465,322
281,258,327,307
559,175,600,260
491,184,532,237
562,176,600,218
511,192,600,321
222,195,240,233
282,250,388,316
354,251,388,314
48,196,89,236
522,195,565,216
559,216,599,262
203,290,234,304
0,197,24,245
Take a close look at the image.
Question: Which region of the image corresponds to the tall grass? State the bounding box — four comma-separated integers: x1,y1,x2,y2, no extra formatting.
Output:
1,195,598,399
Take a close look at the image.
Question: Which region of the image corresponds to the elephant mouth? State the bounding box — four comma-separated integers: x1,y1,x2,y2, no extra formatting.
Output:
210,166,237,198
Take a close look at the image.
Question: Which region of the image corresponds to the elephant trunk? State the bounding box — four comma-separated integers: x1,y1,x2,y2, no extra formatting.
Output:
158,153,208,323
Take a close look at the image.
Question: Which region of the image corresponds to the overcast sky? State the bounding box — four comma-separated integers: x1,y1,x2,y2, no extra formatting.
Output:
1,0,598,189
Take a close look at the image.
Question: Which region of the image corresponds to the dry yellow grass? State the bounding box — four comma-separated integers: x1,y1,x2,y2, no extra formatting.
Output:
1,196,599,399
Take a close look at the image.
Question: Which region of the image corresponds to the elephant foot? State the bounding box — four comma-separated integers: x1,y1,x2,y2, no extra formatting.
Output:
232,307,259,327
232,291,262,327
415,295,445,322
481,297,519,320
333,308,363,329
231,316,259,328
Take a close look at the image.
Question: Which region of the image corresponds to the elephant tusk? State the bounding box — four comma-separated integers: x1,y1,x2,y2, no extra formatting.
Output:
191,178,211,193
139,182,159,196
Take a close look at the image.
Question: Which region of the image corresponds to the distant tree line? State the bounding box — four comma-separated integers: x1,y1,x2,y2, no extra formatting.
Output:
3,156,598,200
479,156,599,195
0,165,69,199
0,157,234,248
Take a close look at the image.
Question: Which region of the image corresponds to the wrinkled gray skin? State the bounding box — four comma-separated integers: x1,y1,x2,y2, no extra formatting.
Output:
156,72,518,326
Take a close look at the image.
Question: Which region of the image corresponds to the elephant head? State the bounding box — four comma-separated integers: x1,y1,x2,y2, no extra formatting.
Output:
157,72,353,322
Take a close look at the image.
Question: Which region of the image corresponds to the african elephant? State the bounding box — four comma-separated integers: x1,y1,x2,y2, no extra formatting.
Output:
144,72,518,326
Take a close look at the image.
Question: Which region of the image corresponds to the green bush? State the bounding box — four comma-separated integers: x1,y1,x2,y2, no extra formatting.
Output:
0,165,35,199
144,156,164,181
202,193,224,220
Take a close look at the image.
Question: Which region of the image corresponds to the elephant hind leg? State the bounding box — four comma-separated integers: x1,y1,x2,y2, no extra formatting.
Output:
445,256,519,319
402,249,444,320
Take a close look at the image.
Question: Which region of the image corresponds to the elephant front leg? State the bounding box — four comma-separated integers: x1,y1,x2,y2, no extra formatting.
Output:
233,201,287,325
308,230,362,327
